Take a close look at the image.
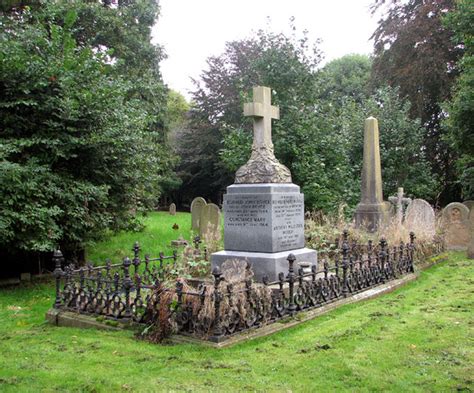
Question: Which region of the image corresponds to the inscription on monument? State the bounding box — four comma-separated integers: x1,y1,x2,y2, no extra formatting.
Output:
224,193,304,252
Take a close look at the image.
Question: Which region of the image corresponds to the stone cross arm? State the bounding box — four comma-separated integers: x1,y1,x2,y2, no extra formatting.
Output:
244,86,279,149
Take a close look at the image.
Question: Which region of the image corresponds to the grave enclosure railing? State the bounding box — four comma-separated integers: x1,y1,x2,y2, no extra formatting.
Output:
52,231,416,342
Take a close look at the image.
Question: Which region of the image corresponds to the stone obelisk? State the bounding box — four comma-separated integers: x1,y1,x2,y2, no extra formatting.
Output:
354,117,387,231
211,86,316,281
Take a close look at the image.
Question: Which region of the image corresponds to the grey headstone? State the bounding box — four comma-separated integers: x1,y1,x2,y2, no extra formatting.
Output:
463,200,474,211
404,199,435,239
199,203,221,238
169,203,176,216
468,208,474,259
190,197,206,231
441,202,470,250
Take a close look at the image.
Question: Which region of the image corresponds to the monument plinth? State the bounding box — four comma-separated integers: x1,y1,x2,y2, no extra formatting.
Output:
211,86,316,281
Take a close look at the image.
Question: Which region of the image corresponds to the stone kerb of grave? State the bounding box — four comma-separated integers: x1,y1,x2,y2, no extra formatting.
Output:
190,197,207,231
441,202,470,250
404,199,436,240
211,86,316,281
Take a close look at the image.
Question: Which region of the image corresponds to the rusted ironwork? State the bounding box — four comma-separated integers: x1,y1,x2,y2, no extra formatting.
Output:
52,233,416,341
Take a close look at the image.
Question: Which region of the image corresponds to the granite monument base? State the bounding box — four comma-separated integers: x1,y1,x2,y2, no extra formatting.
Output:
223,183,305,253
211,247,317,282
354,203,389,232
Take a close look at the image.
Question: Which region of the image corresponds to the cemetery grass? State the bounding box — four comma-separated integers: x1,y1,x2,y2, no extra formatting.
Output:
0,253,472,392
85,211,193,264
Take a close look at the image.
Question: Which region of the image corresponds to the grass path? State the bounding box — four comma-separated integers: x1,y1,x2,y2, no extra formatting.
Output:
0,252,472,392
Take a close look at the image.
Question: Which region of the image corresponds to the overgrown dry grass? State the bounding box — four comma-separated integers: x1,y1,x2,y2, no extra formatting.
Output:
305,205,445,262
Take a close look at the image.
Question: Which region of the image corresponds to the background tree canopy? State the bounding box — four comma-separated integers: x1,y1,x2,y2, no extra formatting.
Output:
0,0,176,267
175,29,437,212
0,0,471,273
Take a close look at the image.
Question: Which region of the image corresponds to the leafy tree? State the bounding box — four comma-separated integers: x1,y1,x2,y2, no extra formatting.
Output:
370,0,463,202
442,0,474,199
0,2,172,265
315,56,436,208
177,26,437,212
317,54,372,105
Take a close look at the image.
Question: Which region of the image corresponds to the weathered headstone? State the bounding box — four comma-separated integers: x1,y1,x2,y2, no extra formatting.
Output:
169,203,176,216
441,202,470,250
404,199,436,239
388,187,412,225
467,208,474,259
354,117,388,231
463,200,474,211
199,203,221,238
211,86,316,280
190,197,207,231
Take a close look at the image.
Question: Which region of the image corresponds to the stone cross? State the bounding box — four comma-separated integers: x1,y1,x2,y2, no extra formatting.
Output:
388,187,411,225
244,86,279,150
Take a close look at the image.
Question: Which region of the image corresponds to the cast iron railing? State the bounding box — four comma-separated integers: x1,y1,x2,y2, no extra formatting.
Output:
52,231,416,342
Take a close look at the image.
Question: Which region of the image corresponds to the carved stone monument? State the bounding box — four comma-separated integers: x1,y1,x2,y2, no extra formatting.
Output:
211,86,316,280
388,187,411,225
441,202,470,250
354,117,388,231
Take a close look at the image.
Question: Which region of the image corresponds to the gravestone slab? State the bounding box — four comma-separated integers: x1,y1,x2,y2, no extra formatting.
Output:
190,197,206,231
441,202,470,250
169,203,176,216
468,208,474,259
463,200,474,211
200,203,221,238
404,199,436,239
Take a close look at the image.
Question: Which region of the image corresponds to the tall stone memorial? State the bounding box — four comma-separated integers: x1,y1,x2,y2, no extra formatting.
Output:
354,117,388,231
211,86,316,281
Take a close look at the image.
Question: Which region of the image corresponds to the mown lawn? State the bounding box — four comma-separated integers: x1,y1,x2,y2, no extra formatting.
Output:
85,211,193,264
0,252,472,392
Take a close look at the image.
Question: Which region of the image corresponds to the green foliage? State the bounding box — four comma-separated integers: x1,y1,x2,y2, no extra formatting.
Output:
442,0,474,199
177,28,437,212
370,0,463,203
0,1,174,255
317,54,372,105
343,86,438,200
